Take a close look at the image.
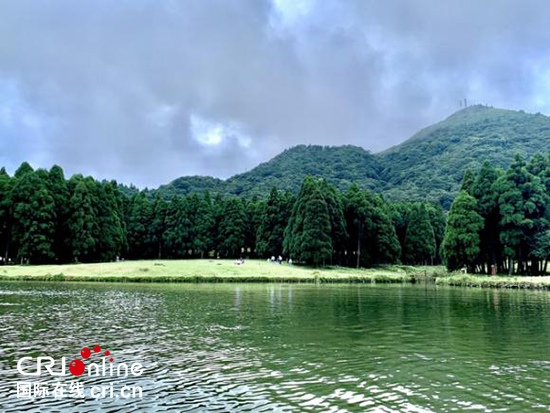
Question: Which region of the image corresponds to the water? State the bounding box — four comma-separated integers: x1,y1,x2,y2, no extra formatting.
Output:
1,282,550,411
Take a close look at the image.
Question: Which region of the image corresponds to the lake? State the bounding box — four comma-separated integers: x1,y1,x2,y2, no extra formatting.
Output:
1,282,550,411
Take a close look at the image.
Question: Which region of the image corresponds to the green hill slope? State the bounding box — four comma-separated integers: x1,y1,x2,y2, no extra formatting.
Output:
158,105,550,206
158,145,383,198
379,105,550,206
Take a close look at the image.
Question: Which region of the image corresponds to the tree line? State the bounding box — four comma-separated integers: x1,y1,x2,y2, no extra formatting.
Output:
0,162,445,267
442,153,550,275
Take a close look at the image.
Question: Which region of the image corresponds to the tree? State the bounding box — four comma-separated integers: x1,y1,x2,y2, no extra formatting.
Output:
67,179,98,262
94,181,126,261
126,193,154,259
403,203,436,265
151,194,168,258
194,192,215,258
471,162,503,272
163,197,187,258
256,187,290,258
370,195,401,264
284,177,332,266
442,191,484,272
343,184,374,268
11,169,57,264
460,168,476,195
426,203,446,265
46,165,70,262
320,180,347,264
497,155,548,274
218,198,247,258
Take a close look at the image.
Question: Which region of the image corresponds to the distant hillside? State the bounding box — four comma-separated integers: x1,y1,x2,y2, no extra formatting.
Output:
157,105,550,206
158,145,383,198
379,105,550,207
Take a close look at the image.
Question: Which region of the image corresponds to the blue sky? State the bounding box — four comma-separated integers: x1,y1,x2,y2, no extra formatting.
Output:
1,0,550,187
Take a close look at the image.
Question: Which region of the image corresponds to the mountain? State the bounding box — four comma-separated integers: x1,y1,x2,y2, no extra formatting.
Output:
379,105,550,207
158,105,550,207
158,145,383,198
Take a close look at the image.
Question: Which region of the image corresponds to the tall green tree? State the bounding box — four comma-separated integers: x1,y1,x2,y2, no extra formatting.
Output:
218,198,248,258
403,203,436,265
284,177,333,266
11,168,57,264
497,155,548,274
46,165,70,262
256,187,291,258
194,192,215,258
151,194,168,258
67,179,98,262
127,193,154,259
343,184,374,268
471,162,503,272
442,191,484,272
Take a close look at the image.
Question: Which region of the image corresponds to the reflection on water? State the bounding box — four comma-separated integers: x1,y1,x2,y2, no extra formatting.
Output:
1,282,550,411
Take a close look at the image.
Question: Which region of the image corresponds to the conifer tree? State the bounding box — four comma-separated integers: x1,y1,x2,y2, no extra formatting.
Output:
218,198,247,258
471,162,503,272
442,191,484,272
67,179,98,262
460,168,476,195
257,187,292,258
126,193,154,259
194,192,215,258
343,184,374,267
151,194,168,258
285,177,333,266
403,203,436,265
11,169,57,264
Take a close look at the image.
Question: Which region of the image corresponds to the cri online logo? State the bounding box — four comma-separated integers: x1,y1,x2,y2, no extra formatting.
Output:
17,345,144,378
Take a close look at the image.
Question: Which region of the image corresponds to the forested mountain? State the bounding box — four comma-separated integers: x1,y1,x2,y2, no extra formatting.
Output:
159,105,550,208
379,105,550,207
158,145,383,199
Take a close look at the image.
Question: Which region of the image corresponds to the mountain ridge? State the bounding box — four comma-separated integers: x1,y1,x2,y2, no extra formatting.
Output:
157,105,550,207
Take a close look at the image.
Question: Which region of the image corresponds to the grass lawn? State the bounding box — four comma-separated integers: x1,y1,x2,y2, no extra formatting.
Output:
436,274,550,289
0,259,435,283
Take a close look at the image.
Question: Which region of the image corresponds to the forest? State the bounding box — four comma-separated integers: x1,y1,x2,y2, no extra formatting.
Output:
0,162,444,268
1,152,548,275
443,153,550,275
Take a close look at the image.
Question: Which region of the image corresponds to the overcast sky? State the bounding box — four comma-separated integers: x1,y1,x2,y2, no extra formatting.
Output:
1,0,550,187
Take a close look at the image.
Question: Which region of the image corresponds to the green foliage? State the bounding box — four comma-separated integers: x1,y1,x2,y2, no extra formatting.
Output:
256,187,293,257
284,177,333,266
126,192,154,259
403,203,436,265
442,191,484,271
67,179,98,262
218,198,247,258
11,170,57,263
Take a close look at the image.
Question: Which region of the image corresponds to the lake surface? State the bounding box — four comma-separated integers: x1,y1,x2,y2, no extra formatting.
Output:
1,282,550,411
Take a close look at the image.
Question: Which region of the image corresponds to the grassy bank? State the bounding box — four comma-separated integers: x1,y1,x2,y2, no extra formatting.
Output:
436,274,550,290
0,259,439,284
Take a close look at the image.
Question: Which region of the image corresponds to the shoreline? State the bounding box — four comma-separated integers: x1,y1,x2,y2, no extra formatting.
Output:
1,260,550,290
0,259,436,284
436,274,550,290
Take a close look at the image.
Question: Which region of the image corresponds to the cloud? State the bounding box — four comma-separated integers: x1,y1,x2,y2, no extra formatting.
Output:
0,0,549,187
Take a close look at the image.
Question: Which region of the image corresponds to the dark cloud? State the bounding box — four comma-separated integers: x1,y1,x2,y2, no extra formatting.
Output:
1,0,549,187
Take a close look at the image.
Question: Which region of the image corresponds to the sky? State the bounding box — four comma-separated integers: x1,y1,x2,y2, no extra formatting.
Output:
1,0,550,188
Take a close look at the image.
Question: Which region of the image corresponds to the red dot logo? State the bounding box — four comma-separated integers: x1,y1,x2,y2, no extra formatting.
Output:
105,350,110,356
81,347,91,359
109,358,113,362
93,345,101,353
69,360,85,376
